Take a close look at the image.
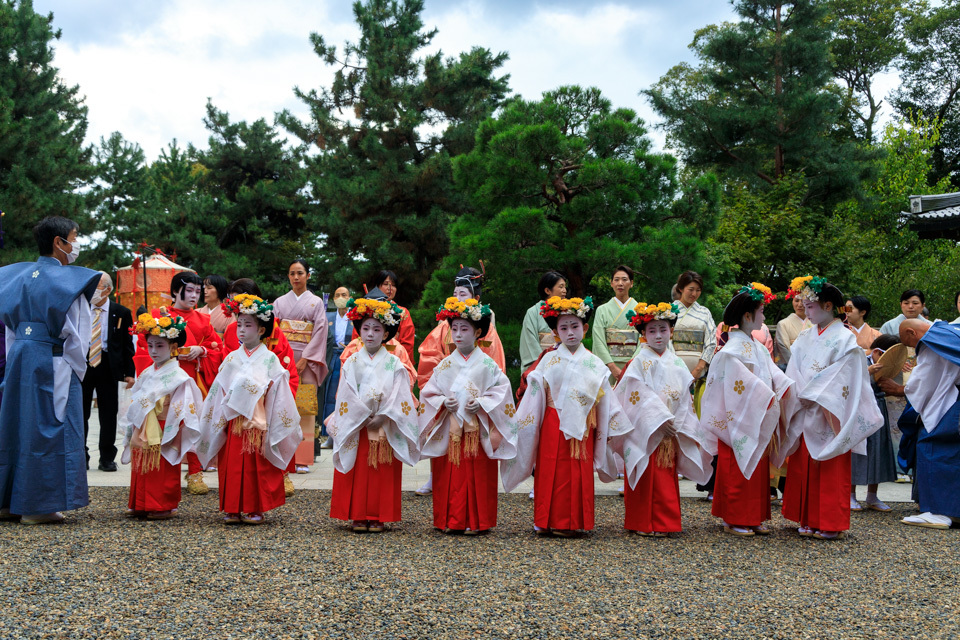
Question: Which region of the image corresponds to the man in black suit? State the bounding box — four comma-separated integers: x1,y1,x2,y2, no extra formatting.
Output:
81,272,135,471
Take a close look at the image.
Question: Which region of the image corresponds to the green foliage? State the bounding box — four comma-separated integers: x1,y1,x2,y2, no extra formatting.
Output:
645,0,874,206
422,85,720,322
0,0,91,264
833,114,955,320
827,0,910,141
891,0,960,187
92,104,311,299
280,0,510,306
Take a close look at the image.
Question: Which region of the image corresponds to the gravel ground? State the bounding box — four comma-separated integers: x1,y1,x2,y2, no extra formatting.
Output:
0,488,957,640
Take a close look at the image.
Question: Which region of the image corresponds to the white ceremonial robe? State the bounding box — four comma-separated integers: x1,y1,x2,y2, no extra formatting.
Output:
197,344,303,470
783,320,884,460
418,346,518,463
121,358,203,466
613,344,713,488
500,343,629,492
701,329,794,477
326,346,420,473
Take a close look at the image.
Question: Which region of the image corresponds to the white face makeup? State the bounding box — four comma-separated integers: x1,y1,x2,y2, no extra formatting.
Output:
235,315,265,349
453,286,473,303
175,283,202,310
555,315,585,349
740,305,765,333
146,335,175,366
450,318,479,355
360,318,386,354
643,320,672,354
803,300,833,327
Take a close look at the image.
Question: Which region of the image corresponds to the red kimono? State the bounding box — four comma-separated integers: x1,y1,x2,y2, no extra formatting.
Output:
782,437,852,532
133,306,223,475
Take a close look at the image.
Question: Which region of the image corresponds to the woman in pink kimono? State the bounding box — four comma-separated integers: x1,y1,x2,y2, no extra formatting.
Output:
272,259,329,473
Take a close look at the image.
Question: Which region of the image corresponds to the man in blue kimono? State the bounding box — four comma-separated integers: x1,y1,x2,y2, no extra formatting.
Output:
900,318,960,529
0,216,100,524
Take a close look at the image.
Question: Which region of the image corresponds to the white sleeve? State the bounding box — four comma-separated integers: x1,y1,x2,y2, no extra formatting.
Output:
52,296,92,421
905,348,960,432
60,295,93,380
5,324,14,360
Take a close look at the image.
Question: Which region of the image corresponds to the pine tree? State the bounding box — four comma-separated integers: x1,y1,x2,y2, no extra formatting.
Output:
645,0,873,205
0,0,91,263
423,86,721,320
279,0,510,305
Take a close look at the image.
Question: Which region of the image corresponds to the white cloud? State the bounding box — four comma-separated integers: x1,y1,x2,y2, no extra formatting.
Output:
43,0,738,159
50,0,359,158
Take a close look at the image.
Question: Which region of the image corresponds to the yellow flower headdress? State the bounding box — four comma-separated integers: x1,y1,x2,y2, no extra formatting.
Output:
130,312,187,340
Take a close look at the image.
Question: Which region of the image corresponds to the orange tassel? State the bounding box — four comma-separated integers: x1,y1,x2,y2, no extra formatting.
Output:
655,438,676,469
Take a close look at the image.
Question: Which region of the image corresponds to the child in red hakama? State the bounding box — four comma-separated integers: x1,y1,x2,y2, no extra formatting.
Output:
612,302,712,537
700,284,793,537
197,295,302,525
501,296,629,537
327,291,420,533
780,276,883,540
418,298,516,534
122,313,203,520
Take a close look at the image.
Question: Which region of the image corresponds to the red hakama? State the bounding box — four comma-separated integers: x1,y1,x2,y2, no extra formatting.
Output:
712,442,771,527
217,420,286,514
624,447,682,533
330,430,403,523
128,449,182,513
534,406,595,531
782,436,851,531
431,445,499,532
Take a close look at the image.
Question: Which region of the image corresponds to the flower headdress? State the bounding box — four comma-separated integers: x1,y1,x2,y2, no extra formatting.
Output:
540,296,593,320
346,297,403,327
131,312,187,340
436,297,491,323
738,282,777,305
786,275,828,302
626,301,679,328
222,294,274,321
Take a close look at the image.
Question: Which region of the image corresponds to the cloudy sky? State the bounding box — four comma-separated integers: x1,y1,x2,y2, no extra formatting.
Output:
37,1,741,159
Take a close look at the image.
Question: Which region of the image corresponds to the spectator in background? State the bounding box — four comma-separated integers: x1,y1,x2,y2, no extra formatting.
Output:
775,294,806,367
519,271,566,371
846,295,881,355
200,275,230,336
852,334,900,513
880,289,930,335
370,270,416,362
81,272,135,472
320,286,352,449
922,306,930,320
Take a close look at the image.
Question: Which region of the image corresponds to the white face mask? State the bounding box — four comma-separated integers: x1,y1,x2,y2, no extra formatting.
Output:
57,239,79,264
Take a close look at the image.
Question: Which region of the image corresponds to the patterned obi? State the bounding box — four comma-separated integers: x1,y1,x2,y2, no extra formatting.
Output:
673,328,706,373
538,331,557,351
279,319,314,344
605,327,639,359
